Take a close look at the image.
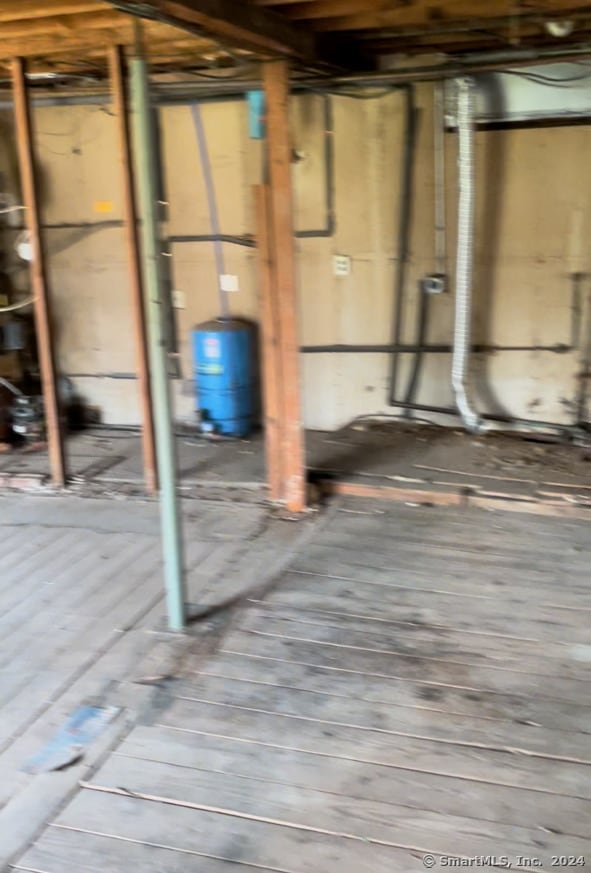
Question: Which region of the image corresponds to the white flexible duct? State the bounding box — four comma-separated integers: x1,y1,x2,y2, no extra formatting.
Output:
452,77,486,434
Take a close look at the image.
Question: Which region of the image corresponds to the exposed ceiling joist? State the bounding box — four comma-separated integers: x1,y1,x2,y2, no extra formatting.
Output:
0,27,141,62
366,25,584,54
0,15,217,67
307,0,591,32
0,0,104,22
276,0,381,20
255,0,314,5
0,11,124,39
109,0,317,58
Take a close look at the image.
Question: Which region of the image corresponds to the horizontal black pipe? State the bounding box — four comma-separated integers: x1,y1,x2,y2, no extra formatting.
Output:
44,220,124,229
32,226,257,248
167,233,256,247
21,223,255,248
388,399,573,431
64,372,137,380
5,43,591,107
301,343,572,354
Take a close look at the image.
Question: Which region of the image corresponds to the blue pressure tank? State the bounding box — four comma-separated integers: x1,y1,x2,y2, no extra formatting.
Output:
192,319,256,437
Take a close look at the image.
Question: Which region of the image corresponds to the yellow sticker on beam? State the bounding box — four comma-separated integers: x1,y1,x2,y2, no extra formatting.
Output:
93,200,113,214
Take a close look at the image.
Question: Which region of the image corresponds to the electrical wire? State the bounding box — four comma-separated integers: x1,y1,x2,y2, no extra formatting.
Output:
184,64,257,81
502,68,591,85
0,377,22,397
0,193,24,217
0,296,34,313
303,85,398,100
191,102,229,319
347,413,440,429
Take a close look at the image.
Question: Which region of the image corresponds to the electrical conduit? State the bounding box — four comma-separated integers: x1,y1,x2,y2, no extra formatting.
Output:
191,102,229,319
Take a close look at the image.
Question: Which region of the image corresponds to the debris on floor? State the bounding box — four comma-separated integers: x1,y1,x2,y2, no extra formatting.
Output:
22,706,120,775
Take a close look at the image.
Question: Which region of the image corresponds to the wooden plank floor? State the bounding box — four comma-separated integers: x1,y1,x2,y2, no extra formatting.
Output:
12,501,591,872
0,494,271,869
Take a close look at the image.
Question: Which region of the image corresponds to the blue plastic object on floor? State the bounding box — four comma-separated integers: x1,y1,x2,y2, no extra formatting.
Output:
192,319,255,437
22,705,120,774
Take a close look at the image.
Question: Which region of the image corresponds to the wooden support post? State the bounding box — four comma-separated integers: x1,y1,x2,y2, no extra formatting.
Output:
262,60,306,513
11,57,65,488
254,183,283,502
108,44,157,494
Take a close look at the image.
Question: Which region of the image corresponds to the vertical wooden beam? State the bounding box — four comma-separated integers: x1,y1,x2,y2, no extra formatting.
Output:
263,59,306,513
11,57,65,488
108,44,157,494
254,183,283,502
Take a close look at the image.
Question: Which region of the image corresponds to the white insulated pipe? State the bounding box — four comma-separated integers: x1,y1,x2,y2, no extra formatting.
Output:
452,77,486,434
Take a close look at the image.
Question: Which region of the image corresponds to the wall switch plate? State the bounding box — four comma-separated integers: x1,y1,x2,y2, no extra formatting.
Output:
333,254,351,277
172,289,186,309
220,273,239,293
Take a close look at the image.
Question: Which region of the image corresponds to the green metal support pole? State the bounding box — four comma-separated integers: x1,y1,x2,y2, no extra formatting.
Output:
129,57,186,632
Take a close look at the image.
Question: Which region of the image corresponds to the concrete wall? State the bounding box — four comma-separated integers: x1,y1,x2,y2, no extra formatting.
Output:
4,85,590,429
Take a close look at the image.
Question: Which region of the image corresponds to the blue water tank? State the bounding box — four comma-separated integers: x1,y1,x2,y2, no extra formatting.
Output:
192,319,256,437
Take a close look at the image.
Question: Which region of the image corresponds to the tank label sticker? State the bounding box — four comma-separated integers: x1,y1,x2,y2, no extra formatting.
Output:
203,337,221,359
197,364,224,375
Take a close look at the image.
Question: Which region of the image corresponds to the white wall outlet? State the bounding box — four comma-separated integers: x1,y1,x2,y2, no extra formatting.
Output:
172,289,186,309
220,273,239,293
333,254,352,277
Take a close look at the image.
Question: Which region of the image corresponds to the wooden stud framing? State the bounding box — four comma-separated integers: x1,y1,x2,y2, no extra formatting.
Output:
109,44,158,494
11,57,66,488
0,10,123,39
255,183,283,503
263,60,306,513
0,0,102,22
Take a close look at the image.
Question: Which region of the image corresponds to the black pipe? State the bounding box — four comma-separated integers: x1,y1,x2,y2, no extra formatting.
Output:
7,42,591,108
402,282,431,411
167,233,256,247
577,288,591,424
70,344,574,361
300,343,572,354
64,372,137,380
385,399,572,432
295,95,335,239
388,86,418,406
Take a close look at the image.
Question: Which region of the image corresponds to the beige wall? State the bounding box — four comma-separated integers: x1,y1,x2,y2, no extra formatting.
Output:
5,86,590,429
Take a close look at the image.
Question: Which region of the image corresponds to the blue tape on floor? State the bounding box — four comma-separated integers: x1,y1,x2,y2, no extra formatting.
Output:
22,705,120,774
